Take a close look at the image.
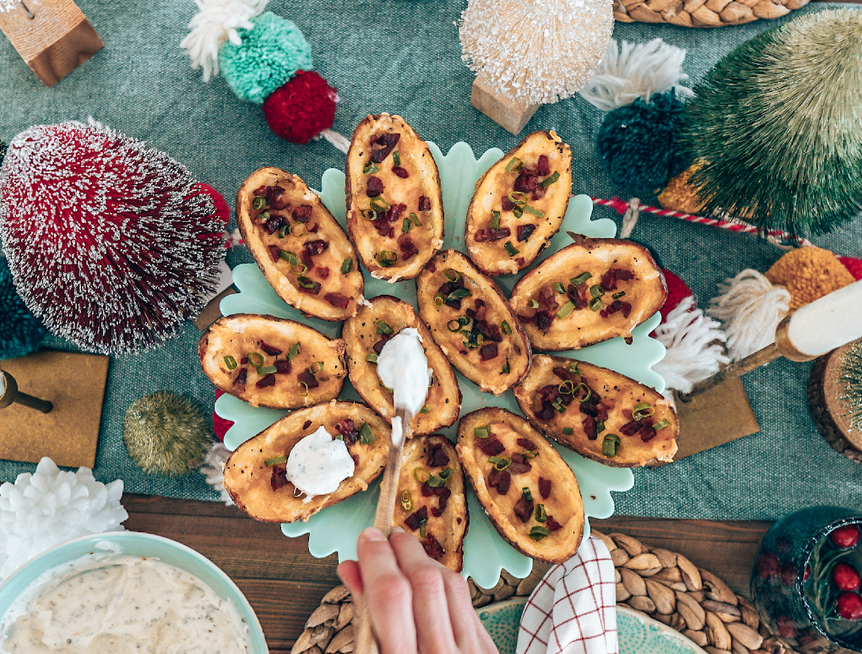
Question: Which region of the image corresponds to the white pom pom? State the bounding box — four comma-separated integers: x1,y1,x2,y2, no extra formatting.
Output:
653,297,730,394
706,270,791,360
579,38,694,112
200,442,234,506
0,458,128,582
180,0,270,82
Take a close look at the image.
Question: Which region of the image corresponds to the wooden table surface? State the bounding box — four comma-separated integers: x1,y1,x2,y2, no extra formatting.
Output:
123,494,772,654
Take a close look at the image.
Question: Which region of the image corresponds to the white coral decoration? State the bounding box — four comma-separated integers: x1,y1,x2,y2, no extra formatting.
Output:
181,0,270,82
200,442,234,506
653,297,730,394
579,38,694,112
459,0,614,105
0,458,127,581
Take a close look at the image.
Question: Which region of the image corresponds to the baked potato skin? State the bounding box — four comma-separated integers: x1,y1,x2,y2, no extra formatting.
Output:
509,238,667,351
345,113,444,282
416,249,531,396
199,314,347,409
457,408,584,563
223,401,391,523
342,296,461,435
514,354,679,467
393,435,468,572
236,168,365,321
465,131,572,276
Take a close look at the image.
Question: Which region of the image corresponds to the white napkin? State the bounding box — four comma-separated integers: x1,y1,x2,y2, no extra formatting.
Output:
516,536,618,654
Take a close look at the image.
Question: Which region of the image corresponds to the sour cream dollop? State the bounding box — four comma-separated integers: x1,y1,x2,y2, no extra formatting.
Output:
286,426,355,500
377,328,431,415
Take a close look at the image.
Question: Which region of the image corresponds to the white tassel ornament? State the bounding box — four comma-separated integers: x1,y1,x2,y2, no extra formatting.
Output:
200,441,234,506
579,38,694,112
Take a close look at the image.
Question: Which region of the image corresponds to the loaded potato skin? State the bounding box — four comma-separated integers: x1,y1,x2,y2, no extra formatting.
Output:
237,168,365,321
514,354,679,467
465,130,572,276
416,249,531,396
342,296,461,435
457,408,584,563
223,401,391,523
199,314,347,409
509,237,667,351
345,113,444,281
393,435,468,571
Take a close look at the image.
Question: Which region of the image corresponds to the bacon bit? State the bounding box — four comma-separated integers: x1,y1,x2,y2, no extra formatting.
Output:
298,278,321,295
513,488,534,523
370,133,401,163
418,196,431,212
256,374,276,389
620,420,642,437
502,196,515,212
537,286,556,312
305,240,329,257
259,341,283,356
422,533,445,559
426,261,436,273
388,227,395,239
531,185,546,201
517,224,536,242
488,468,511,495
398,234,419,261
268,245,281,262
264,215,281,235
509,453,532,475
324,292,350,309
241,357,248,365
421,482,435,497
372,337,391,354
392,166,409,178
427,443,450,468
301,249,315,273
404,505,428,531
233,367,247,389
546,515,563,531
293,205,313,223
600,268,634,291
432,487,452,517
622,302,632,318
253,185,268,197
474,227,511,243
297,369,319,389
317,267,330,280
537,155,551,176
267,186,289,209
533,311,553,332
308,222,319,233
336,419,359,446
479,342,498,361
600,300,623,319
640,420,657,442
271,465,288,491
275,359,292,374
300,420,312,430
477,437,505,456
483,322,503,343
514,170,538,193
583,415,598,440
366,176,384,197
538,477,552,500
517,437,536,450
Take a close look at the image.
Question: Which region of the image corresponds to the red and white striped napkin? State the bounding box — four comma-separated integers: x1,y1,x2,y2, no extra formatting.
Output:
517,536,618,654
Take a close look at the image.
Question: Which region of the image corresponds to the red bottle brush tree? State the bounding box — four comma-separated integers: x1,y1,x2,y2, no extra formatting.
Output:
0,122,226,355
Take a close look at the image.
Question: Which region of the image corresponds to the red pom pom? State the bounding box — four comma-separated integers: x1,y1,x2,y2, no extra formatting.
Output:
198,183,231,226
659,267,693,321
212,389,235,442
263,71,337,144
840,256,862,281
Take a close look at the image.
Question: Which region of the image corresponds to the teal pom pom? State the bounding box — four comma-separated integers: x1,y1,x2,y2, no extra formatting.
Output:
219,13,313,105
0,256,47,360
596,91,691,199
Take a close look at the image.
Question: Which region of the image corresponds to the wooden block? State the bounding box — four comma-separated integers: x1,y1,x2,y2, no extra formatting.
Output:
651,377,760,466
0,350,109,468
470,77,539,137
808,344,862,464
0,0,103,87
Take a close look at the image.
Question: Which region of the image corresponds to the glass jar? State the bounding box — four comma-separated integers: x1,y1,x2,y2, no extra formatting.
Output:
752,506,862,654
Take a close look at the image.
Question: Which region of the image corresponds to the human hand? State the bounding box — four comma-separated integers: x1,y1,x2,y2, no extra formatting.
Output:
337,527,499,654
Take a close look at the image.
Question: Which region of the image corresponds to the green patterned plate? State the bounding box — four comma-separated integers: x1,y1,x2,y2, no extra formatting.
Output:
478,599,707,654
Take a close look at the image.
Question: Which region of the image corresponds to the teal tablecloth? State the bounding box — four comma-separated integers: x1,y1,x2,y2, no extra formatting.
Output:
1,0,860,520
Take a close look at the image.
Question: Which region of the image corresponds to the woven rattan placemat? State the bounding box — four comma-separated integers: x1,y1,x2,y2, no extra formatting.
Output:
613,0,808,26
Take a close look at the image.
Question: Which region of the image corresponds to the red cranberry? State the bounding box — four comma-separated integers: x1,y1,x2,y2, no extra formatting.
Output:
837,592,862,620
775,616,797,640
830,525,861,549
804,565,811,581
833,562,862,591
757,553,780,579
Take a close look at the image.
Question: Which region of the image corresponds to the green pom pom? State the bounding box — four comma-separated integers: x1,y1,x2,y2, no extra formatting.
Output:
0,256,47,360
219,12,313,105
123,391,212,477
596,91,691,200
0,140,6,165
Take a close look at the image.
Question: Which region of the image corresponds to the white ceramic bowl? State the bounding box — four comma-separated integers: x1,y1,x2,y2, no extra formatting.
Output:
0,531,268,653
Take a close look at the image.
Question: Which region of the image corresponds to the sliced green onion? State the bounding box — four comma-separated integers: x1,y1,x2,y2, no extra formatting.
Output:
444,269,461,282
505,157,523,172
602,434,621,458
297,276,317,289
292,263,308,275
491,210,501,230
530,526,552,541
570,272,592,286
252,197,266,211
299,381,309,397
512,206,524,219
590,284,605,299
366,352,378,364
258,365,278,375
535,504,548,523
596,420,605,433
557,301,575,319
419,405,431,414
433,293,445,307
277,223,289,238
558,380,575,395
527,298,540,309
447,288,471,301
501,320,512,335
287,343,301,361
363,162,380,174
504,242,520,257
457,315,470,326
523,204,544,218
522,487,533,502
224,355,237,370
653,418,672,431
568,362,581,375
633,402,655,421
279,250,299,265
540,171,560,188
447,319,462,332
265,455,287,466
574,382,592,403
552,397,565,413
309,361,324,375
392,152,401,166
501,358,511,374
376,320,394,335
508,192,528,207
290,222,308,237
247,352,264,367
413,467,431,483
488,456,510,470
428,467,453,487
359,423,375,445
553,282,565,294
402,217,413,233
257,211,270,222
378,250,397,267
410,212,422,226
419,518,428,538
400,489,413,511
370,196,391,212
363,209,378,221
341,258,353,274
474,426,490,439
612,291,626,299
589,297,603,311
563,427,574,435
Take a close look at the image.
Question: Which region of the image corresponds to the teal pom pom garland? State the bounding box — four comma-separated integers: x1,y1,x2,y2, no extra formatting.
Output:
0,255,47,360
219,12,312,105
596,91,691,200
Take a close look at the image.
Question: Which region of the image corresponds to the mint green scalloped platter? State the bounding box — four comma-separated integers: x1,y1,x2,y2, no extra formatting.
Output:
217,141,664,589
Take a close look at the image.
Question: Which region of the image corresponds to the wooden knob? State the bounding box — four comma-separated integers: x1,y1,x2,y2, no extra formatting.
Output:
0,370,53,413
